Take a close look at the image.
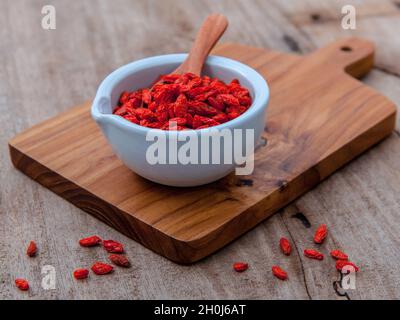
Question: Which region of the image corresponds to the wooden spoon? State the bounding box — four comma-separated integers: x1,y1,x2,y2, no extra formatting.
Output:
172,13,228,76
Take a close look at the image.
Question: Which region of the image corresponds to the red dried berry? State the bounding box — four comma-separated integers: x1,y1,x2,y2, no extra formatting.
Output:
103,240,124,253
219,94,241,108
119,91,130,105
168,117,187,126
109,254,131,268
227,111,240,120
91,262,114,275
124,114,139,124
336,260,359,272
314,224,327,244
212,113,229,123
233,262,248,272
142,89,152,105
135,108,157,121
279,237,291,256
26,241,37,257
113,73,252,130
196,125,210,129
304,249,324,260
208,96,225,111
15,279,29,291
272,266,288,280
330,249,348,260
79,235,102,247
73,268,89,280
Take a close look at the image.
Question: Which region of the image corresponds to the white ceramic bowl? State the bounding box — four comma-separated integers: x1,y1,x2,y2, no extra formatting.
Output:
91,54,269,187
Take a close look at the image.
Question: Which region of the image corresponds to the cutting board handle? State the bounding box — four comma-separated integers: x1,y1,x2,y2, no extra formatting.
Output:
309,37,375,78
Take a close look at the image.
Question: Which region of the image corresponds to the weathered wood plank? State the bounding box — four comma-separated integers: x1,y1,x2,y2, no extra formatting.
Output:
271,0,397,25
273,0,400,75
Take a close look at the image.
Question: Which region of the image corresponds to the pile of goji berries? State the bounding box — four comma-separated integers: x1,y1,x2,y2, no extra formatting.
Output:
113,73,252,130
14,236,130,291
233,223,360,281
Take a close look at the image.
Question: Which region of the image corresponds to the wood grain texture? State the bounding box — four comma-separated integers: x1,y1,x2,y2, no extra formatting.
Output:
2,0,400,300
173,13,228,75
273,0,400,75
9,39,396,264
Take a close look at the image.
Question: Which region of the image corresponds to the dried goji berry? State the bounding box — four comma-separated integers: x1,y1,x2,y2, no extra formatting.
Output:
164,124,188,131
15,278,29,291
212,113,229,123
272,266,287,280
124,114,139,124
188,101,218,117
304,249,324,260
114,105,128,116
174,94,188,117
155,104,169,123
168,117,187,126
233,262,248,272
196,125,211,129
238,96,252,107
142,89,152,105
140,119,162,128
192,115,219,129
314,224,327,244
109,254,131,268
226,105,247,115
113,73,252,130
91,262,114,275
26,241,37,257
227,111,240,120
186,113,193,127
79,235,102,247
219,94,240,108
279,238,291,256
73,268,89,280
336,260,359,272
187,86,209,99
330,249,348,260
135,108,157,121
208,96,225,111
119,91,130,105
103,240,124,253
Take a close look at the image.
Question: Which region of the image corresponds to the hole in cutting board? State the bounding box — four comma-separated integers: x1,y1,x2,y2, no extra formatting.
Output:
340,46,352,52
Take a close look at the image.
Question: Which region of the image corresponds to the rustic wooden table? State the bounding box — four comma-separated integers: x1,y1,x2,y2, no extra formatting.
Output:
1,0,400,300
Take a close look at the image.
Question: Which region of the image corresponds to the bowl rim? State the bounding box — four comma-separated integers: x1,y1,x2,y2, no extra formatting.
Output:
91,54,270,136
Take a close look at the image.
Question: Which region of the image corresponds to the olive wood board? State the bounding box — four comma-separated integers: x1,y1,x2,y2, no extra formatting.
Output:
9,38,396,264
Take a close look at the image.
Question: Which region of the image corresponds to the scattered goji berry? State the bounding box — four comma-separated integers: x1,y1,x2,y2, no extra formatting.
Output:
272,266,287,280
15,279,29,291
91,262,114,275
79,235,102,247
113,73,252,130
109,254,131,268
103,240,124,253
314,224,327,244
304,249,324,260
330,249,348,260
26,241,37,257
233,262,248,272
73,268,89,280
279,237,291,256
336,260,359,272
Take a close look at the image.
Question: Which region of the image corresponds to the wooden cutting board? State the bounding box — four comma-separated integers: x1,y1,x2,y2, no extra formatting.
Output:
9,38,396,264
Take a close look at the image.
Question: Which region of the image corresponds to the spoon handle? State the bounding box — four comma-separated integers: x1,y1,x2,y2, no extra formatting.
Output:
173,13,228,75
